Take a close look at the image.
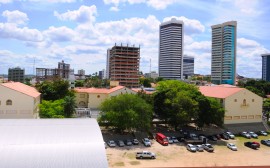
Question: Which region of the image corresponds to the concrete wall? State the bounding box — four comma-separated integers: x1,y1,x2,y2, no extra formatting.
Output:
0,85,39,119
75,93,88,108
88,93,108,109
224,89,263,124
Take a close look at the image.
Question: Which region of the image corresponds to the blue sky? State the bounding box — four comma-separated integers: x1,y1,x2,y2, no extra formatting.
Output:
0,0,269,78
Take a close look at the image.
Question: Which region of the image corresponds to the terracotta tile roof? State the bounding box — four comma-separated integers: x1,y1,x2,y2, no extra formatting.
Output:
75,86,125,94
199,85,244,99
1,82,41,98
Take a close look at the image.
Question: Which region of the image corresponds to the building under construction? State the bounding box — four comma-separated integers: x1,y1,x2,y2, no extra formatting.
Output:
108,44,140,88
36,60,74,82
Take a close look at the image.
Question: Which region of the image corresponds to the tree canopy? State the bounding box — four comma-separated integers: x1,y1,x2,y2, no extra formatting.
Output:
98,94,153,133
237,79,270,97
154,80,224,129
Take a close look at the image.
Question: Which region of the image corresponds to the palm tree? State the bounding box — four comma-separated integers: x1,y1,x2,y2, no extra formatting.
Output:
63,95,76,118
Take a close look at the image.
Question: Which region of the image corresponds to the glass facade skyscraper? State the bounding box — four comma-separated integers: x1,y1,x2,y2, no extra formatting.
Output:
159,18,184,80
211,21,237,85
262,54,270,81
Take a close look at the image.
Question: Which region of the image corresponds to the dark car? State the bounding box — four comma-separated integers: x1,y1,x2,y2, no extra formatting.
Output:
125,139,133,146
244,141,260,149
117,140,125,147
207,135,217,141
215,134,221,140
261,139,270,146
220,133,229,140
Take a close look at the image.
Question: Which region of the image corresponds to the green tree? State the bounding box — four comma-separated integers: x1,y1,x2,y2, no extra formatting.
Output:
263,98,270,121
39,99,65,118
139,77,152,87
75,80,84,87
63,95,76,118
98,94,153,133
36,78,70,100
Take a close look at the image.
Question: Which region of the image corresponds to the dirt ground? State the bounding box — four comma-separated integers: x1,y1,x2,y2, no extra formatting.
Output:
106,136,270,168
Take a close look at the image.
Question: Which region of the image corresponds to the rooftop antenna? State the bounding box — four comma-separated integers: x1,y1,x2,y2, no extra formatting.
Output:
33,57,36,75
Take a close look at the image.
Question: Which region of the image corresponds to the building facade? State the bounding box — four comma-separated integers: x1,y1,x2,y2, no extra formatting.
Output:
262,53,270,81
159,18,184,80
0,82,41,119
199,85,263,124
183,55,194,79
145,71,159,79
8,67,25,83
211,21,237,85
108,44,140,88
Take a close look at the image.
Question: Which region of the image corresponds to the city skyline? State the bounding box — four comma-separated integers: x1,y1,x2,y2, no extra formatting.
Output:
0,0,269,78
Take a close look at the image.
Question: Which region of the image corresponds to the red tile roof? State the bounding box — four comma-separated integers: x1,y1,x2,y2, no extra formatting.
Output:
1,82,41,98
75,86,125,94
199,85,244,99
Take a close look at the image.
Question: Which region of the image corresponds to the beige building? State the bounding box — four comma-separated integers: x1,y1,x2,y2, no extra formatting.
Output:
75,86,136,109
199,84,263,124
0,82,41,118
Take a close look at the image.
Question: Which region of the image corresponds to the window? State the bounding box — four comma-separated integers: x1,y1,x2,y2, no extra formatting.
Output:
243,99,246,106
79,101,86,105
80,94,85,98
252,99,254,102
234,99,237,102
6,99,12,105
97,95,100,98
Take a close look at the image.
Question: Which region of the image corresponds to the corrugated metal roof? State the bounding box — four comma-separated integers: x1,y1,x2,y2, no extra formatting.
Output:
0,119,108,168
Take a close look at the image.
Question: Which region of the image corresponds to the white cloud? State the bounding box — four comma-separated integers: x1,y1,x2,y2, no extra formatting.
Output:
163,16,205,35
43,26,76,42
2,10,29,25
0,23,43,42
0,0,78,3
0,0,12,4
146,0,176,10
54,5,97,23
238,38,260,48
186,41,211,52
109,6,119,11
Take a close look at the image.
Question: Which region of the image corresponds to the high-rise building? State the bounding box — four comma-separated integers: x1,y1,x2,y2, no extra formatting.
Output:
106,49,110,79
159,18,184,80
183,55,194,79
211,21,237,85
108,44,140,88
262,53,270,81
8,67,25,83
99,69,105,80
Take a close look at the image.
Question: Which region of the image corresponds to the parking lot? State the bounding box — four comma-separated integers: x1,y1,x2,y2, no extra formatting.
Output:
106,134,270,167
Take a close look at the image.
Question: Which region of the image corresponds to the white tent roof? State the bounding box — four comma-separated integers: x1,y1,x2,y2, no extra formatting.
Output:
0,119,108,168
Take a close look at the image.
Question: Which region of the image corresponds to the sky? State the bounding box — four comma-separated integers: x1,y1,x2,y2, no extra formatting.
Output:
0,0,269,78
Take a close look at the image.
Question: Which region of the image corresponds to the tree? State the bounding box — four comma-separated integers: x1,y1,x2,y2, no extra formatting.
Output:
75,80,84,87
39,99,65,118
35,78,70,100
98,94,153,133
263,98,270,121
154,80,225,129
139,77,152,87
63,95,76,118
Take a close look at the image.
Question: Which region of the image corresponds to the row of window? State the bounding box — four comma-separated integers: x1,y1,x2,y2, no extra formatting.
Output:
0,100,12,106
225,115,261,120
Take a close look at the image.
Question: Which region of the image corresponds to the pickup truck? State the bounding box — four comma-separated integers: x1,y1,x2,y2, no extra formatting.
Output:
136,151,156,159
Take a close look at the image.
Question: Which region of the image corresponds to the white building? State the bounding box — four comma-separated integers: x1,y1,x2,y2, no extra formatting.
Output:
159,18,184,80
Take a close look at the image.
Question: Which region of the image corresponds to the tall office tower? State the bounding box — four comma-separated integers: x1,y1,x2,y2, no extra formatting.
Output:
183,55,194,79
211,21,237,85
106,49,110,79
159,18,184,80
262,53,270,81
8,67,25,82
108,44,140,88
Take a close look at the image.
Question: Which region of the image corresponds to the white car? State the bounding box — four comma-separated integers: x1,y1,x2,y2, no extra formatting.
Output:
167,137,173,144
227,143,237,151
142,138,151,147
171,136,179,143
196,145,204,152
225,131,235,139
186,144,197,152
107,140,116,147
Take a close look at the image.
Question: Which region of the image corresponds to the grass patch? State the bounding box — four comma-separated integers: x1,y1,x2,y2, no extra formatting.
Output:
113,162,125,167
129,161,140,165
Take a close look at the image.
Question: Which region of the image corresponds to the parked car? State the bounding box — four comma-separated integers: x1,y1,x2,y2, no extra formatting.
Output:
253,141,260,148
202,143,214,152
117,140,125,147
244,141,260,149
186,144,197,152
189,133,199,140
125,139,133,146
257,130,268,136
132,139,139,145
227,143,237,151
215,134,221,140
207,135,217,141
142,138,151,147
171,136,179,143
249,132,258,138
136,151,156,159
107,140,116,147
220,133,229,140
155,133,169,146
240,132,251,139
167,137,173,144
196,145,204,152
261,139,270,146
225,131,235,139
